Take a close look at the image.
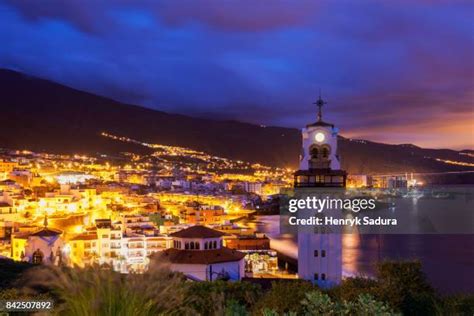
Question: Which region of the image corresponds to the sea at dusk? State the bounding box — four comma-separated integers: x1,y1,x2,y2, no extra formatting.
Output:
255,219,474,294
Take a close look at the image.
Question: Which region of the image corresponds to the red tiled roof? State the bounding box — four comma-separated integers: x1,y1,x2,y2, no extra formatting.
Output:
70,233,97,241
12,233,29,239
170,225,225,239
154,247,245,264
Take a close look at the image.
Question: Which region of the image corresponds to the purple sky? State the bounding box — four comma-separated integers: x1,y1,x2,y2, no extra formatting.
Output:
0,0,473,149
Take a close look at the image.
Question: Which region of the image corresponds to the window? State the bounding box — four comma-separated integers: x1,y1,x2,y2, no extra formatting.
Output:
321,147,329,158
297,176,308,183
185,242,189,250
321,250,326,257
102,234,109,238
332,176,343,183
32,249,43,264
321,273,326,281
190,242,195,250
204,242,208,250
314,250,318,257
195,242,200,250
314,273,319,281
213,241,217,249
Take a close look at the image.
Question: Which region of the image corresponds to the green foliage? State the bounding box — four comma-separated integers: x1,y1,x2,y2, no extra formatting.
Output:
351,293,398,316
261,309,279,316
2,258,471,315
261,291,398,316
188,280,262,315
375,260,439,315
326,276,378,302
0,288,50,300
300,291,398,316
300,291,338,315
252,280,315,314
441,294,474,315
22,263,191,316
225,299,249,316
148,213,165,226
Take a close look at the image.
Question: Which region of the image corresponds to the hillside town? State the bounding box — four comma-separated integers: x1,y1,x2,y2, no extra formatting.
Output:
0,130,422,282
0,143,293,279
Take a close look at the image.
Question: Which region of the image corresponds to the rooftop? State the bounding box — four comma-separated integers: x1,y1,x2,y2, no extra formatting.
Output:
170,225,226,239
306,120,334,128
154,247,245,264
30,227,62,237
70,233,98,241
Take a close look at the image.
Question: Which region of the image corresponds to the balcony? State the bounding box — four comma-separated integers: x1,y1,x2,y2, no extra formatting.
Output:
128,244,144,249
294,169,347,188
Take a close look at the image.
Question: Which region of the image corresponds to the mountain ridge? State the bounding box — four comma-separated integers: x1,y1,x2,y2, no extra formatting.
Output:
0,68,472,177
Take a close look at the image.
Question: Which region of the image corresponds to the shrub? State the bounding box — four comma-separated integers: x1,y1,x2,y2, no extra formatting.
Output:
252,280,315,314
375,260,439,315
187,280,262,315
21,262,190,316
441,294,474,315
326,276,378,302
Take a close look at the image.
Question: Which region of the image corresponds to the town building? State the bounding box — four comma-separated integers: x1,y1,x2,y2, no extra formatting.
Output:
225,233,278,276
69,218,170,273
153,225,245,281
11,216,65,264
179,202,224,225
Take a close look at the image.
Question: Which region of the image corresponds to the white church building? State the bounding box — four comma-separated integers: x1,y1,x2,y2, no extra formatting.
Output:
295,95,346,288
153,225,245,281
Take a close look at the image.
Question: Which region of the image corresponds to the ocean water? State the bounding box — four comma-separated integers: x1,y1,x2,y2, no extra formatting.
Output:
251,214,474,294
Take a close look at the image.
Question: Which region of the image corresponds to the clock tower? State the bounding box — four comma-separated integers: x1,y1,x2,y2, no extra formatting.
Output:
294,95,346,187
295,94,346,288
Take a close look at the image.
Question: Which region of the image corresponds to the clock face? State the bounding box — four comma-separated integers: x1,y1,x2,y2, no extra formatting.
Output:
315,132,325,143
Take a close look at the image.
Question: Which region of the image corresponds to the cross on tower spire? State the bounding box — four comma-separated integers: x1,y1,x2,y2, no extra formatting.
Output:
313,90,327,122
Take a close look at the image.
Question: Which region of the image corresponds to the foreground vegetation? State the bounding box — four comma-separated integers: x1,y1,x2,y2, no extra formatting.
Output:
0,259,473,315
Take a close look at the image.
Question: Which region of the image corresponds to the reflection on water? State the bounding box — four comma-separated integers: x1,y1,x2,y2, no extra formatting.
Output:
245,215,474,294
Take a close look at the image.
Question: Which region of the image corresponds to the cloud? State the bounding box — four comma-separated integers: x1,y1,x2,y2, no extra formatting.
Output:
0,0,472,149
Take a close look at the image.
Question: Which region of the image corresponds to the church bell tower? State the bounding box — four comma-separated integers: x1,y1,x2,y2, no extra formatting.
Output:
294,94,346,187
295,94,346,288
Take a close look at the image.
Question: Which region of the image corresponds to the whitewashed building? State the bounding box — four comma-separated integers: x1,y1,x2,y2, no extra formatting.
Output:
295,95,346,288
153,225,245,281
